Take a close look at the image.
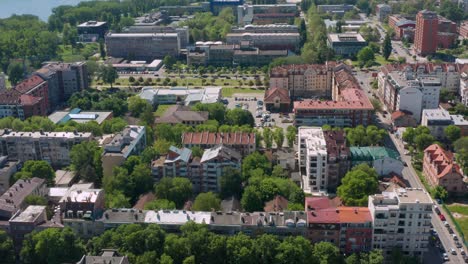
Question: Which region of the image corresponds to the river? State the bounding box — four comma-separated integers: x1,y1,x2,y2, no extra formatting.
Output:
0,0,90,21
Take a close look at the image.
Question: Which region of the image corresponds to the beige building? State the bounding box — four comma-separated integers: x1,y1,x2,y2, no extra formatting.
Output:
0,130,92,167
368,188,433,261
269,63,334,99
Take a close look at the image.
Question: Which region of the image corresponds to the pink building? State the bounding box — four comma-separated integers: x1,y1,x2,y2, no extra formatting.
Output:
423,144,466,195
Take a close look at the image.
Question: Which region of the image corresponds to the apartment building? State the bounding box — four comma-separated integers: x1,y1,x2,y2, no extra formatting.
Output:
123,25,190,49
378,69,441,122
151,146,192,181
0,157,19,195
0,178,46,220
0,130,92,167
101,126,146,177
415,10,457,56
226,32,300,51
231,24,299,34
60,186,105,220
269,63,334,99
423,144,466,195
105,33,180,61
461,68,468,106
77,250,130,264
337,207,373,254
368,188,433,261
388,15,415,40
323,130,350,192
236,4,298,25
9,205,48,247
298,127,328,194
327,33,367,57
182,132,256,156
154,105,208,126
35,61,89,109
421,108,468,139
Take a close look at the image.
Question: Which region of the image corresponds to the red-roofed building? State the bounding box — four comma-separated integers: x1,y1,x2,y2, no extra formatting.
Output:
305,196,341,247
14,75,49,113
423,144,466,195
388,15,415,40
391,110,418,128
264,87,290,112
337,207,372,254
181,132,256,156
460,21,468,39
0,89,46,120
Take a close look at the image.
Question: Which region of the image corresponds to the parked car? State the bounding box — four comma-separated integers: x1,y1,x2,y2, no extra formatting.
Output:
451,248,457,255
456,241,463,248
434,205,441,214
453,234,459,241
444,221,449,227
440,214,446,221
443,253,449,261
448,227,454,234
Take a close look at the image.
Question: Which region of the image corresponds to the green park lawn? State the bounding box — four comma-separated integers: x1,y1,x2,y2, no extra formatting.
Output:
446,204,468,241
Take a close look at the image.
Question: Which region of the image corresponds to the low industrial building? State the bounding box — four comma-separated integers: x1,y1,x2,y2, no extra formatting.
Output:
226,32,300,51
138,87,221,106
327,33,367,57
54,170,78,187
77,21,109,42
48,108,113,125
264,87,291,112
350,147,404,176
237,4,298,25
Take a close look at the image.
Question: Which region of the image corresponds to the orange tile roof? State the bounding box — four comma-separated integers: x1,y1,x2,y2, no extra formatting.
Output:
337,207,372,223
14,75,45,94
424,144,462,178
264,87,290,103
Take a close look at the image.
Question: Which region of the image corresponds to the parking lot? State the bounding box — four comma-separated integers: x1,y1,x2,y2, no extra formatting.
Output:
226,93,294,148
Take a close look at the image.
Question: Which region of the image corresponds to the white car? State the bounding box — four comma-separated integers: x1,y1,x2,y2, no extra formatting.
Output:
443,253,449,261
451,248,457,255
444,221,450,227
461,249,466,255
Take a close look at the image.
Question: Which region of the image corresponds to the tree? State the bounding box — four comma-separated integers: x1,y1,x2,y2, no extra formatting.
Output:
14,160,55,186
225,108,254,127
20,227,84,264
183,256,196,264
105,191,131,208
432,186,448,201
241,186,264,212
382,33,392,60
286,126,296,148
313,241,343,264
99,39,106,58
337,164,378,206
144,199,176,210
220,167,242,199
263,128,273,148
24,195,47,206
241,152,271,181
98,64,118,88
192,192,221,211
253,234,280,264
7,62,24,85
155,177,192,208
70,141,103,184
455,137,468,173
62,23,77,47
128,96,151,117
191,146,204,158
357,46,375,67
273,127,284,148
414,133,435,151
0,230,14,264
163,55,176,70
271,165,286,178
445,125,461,143
275,236,314,264
226,233,255,264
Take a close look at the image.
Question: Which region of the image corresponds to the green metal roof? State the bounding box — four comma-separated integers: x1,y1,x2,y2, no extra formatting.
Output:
350,147,400,161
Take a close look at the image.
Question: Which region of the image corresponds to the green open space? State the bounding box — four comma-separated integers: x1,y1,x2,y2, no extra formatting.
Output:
222,88,264,97
446,203,468,242
154,104,174,117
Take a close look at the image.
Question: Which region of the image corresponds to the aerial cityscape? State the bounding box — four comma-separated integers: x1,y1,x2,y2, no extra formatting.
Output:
0,0,467,263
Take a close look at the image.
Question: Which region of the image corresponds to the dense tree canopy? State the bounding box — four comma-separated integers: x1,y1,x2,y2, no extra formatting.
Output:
337,164,379,206
345,125,386,146
0,230,14,264
192,192,221,211
155,177,193,208
70,141,103,184
182,8,235,41
13,160,55,186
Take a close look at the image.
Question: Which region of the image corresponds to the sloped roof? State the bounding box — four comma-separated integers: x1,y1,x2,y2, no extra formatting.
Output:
424,144,463,178
350,146,400,161
264,87,290,103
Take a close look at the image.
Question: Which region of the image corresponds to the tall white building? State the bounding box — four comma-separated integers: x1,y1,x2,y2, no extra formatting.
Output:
298,127,328,194
368,188,433,261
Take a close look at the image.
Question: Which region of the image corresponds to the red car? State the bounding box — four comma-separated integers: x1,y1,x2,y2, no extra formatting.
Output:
439,214,446,221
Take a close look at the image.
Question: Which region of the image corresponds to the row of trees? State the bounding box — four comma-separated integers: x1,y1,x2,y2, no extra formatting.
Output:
182,8,235,42
11,223,388,264
68,89,128,117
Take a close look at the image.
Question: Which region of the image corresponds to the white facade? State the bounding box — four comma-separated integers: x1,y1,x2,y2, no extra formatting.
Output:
369,188,433,260
373,157,404,176
298,127,328,194
461,72,468,106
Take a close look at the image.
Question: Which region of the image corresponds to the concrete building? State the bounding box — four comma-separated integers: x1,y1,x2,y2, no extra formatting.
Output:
421,108,468,139
0,157,19,195
297,127,328,194
105,33,180,61
48,108,113,125
54,170,77,187
226,32,300,51
368,188,433,261
101,126,146,177
305,197,341,247
155,105,208,126
317,4,354,16
210,0,244,15
423,144,466,195
0,130,92,167
160,3,210,16
138,87,221,106
77,250,130,264
461,68,468,106
9,205,48,247
0,178,46,220
0,89,45,120
269,63,334,99
152,146,191,180
415,11,457,56
77,21,109,42
182,132,256,156
337,206,373,254
60,185,105,220
231,24,299,34
123,25,190,49
194,145,241,193
388,15,415,40
236,4,298,25
35,61,88,110
327,33,367,57
378,67,441,122
323,130,350,192
376,4,392,22
350,147,404,176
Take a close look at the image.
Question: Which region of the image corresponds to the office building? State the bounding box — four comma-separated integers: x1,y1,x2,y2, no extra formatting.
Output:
0,178,46,220
376,4,392,22
368,188,433,261
423,144,466,195
297,127,328,194
237,4,298,25
48,108,113,125
350,147,404,176
210,0,244,15
0,130,92,167
35,61,89,110
327,33,367,57
123,25,190,49
421,108,468,138
105,33,180,61
0,157,19,195
182,132,256,156
138,87,221,106
388,15,415,40
415,11,457,56
317,5,354,16
231,24,299,34
226,32,300,51
101,126,146,177
269,63,334,98
77,21,109,42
